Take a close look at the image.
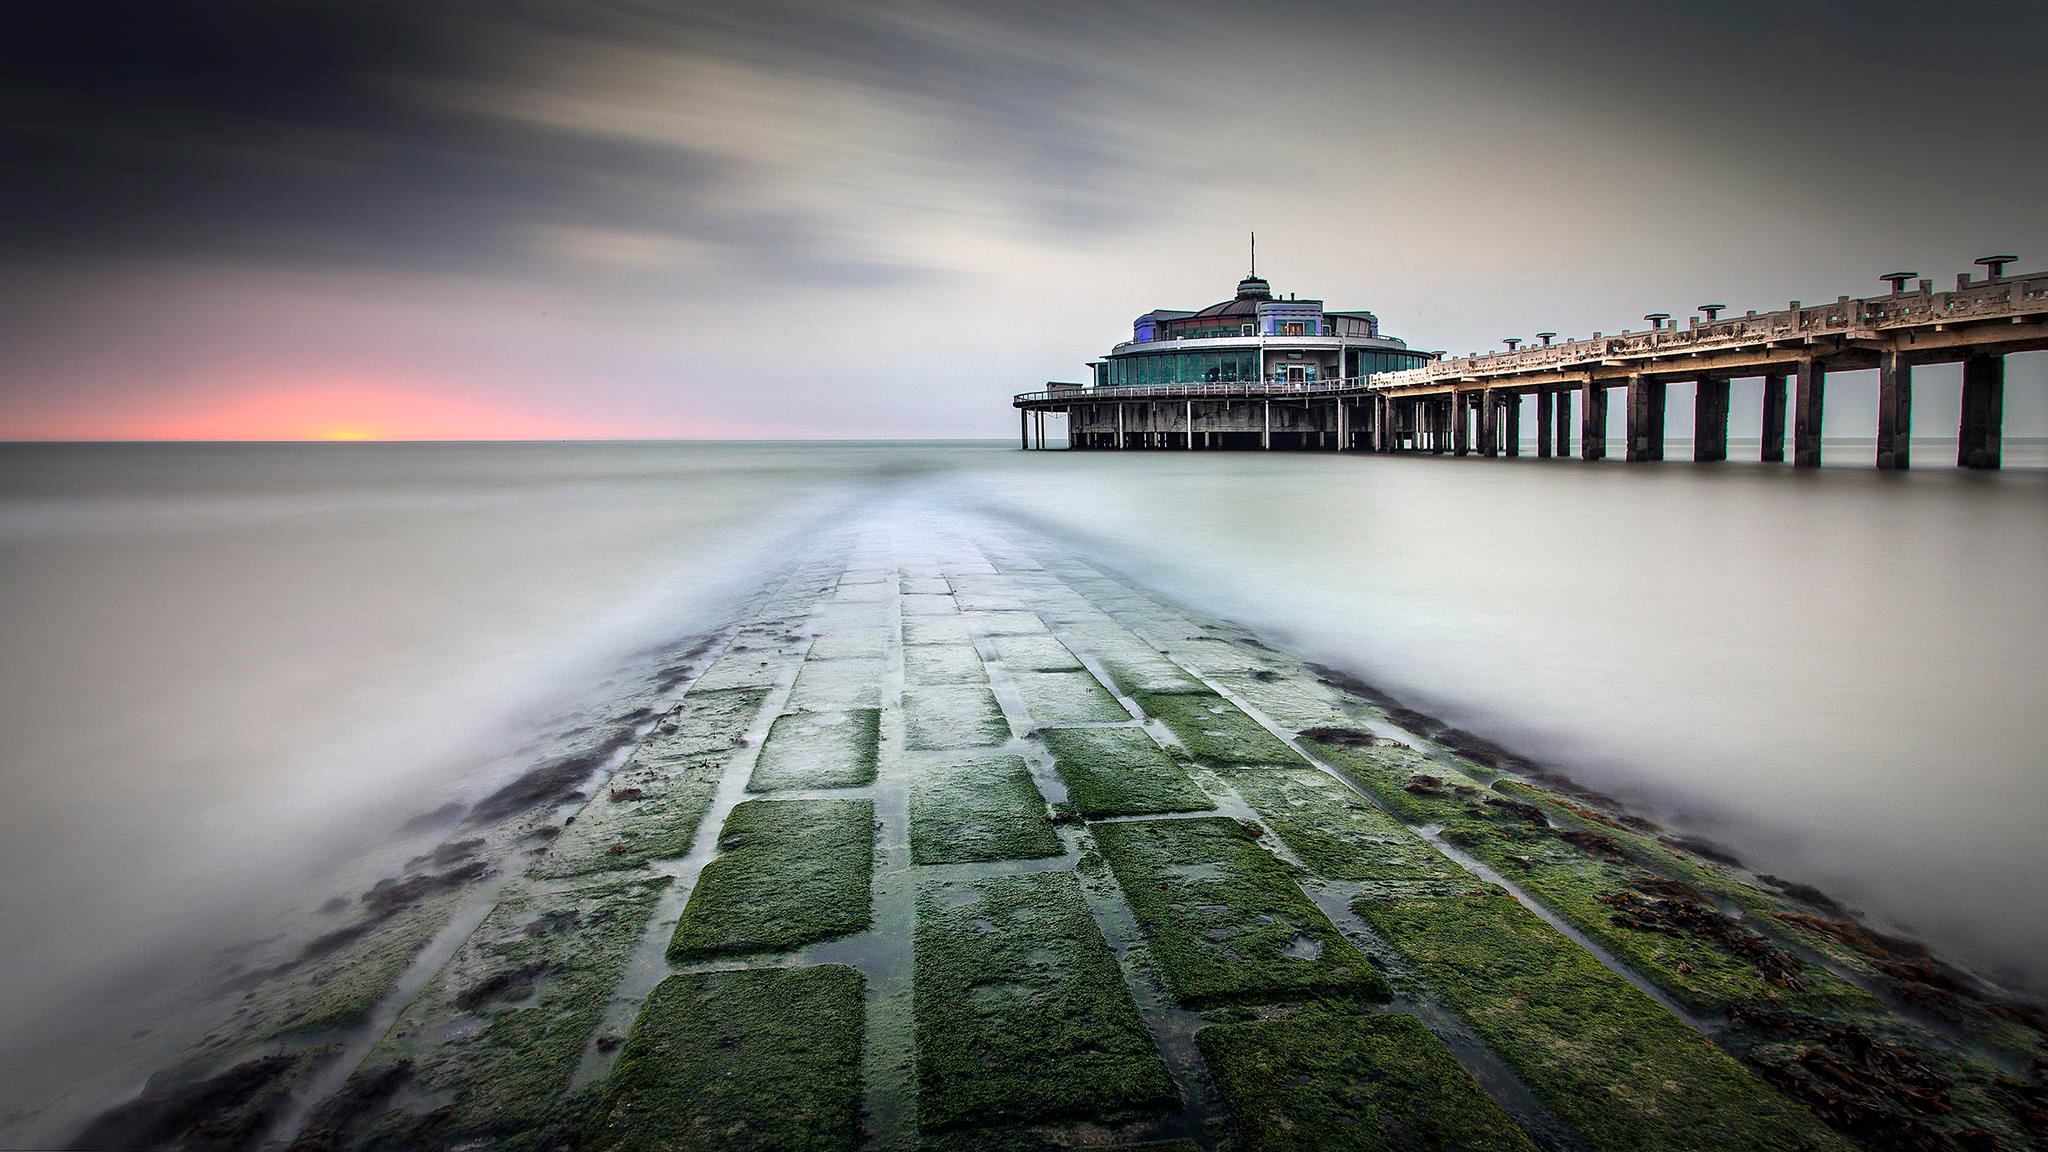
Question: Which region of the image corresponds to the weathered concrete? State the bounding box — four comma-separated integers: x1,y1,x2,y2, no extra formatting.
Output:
1793,360,1826,469
1960,352,2004,469
1625,375,1665,463
1694,376,1730,463
1761,374,1787,463
1581,379,1607,461
1876,352,1911,471
1535,390,1554,458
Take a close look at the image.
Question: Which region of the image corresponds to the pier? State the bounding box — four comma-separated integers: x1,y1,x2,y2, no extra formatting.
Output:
1016,258,2048,468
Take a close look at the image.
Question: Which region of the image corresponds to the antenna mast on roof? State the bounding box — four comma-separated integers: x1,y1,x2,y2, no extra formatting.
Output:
1250,231,1256,277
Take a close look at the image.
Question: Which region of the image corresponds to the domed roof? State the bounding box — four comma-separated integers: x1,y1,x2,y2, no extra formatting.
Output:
1192,274,1273,318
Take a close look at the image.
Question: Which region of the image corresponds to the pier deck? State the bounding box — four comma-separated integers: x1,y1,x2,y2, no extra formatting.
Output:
1018,261,2048,468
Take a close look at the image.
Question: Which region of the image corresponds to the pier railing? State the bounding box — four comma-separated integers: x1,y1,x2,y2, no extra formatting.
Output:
1368,269,2048,391
1012,377,1379,405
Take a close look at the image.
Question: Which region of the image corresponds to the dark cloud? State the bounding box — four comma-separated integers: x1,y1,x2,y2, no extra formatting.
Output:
0,0,1169,288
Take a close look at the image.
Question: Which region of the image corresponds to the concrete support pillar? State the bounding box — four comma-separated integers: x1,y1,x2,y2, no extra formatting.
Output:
1453,392,1471,456
1536,389,1554,458
1694,376,1730,462
1116,403,1125,449
1876,351,1912,470
1336,400,1348,451
1186,399,1195,450
1793,360,1825,468
1479,388,1499,458
1504,394,1521,457
1261,400,1270,450
1959,352,2004,469
1761,374,1787,462
1581,379,1607,460
1625,375,1665,462
1555,388,1572,457
1020,408,1029,450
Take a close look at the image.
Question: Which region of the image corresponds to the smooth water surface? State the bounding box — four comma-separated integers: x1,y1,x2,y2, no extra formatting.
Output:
1,439,2043,1141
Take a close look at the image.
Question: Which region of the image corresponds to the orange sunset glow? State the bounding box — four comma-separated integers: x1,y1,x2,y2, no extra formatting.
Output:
5,380,635,442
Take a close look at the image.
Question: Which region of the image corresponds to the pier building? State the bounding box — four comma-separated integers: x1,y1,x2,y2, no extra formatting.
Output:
1016,256,2048,468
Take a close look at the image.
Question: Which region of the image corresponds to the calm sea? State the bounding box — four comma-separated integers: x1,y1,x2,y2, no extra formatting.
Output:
2,438,2044,1141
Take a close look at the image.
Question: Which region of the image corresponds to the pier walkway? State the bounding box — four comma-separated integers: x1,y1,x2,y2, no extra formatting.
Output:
1015,257,2048,468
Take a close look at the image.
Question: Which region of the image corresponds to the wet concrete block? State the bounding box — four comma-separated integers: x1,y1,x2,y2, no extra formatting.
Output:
669,798,874,959
1042,727,1212,818
1137,693,1301,766
914,872,1178,1133
903,593,961,616
908,755,1062,865
786,658,885,712
904,686,1011,751
1353,889,1851,1152
749,709,881,792
904,643,987,686
1198,1012,1538,1152
1092,818,1388,1008
1014,670,1127,725
1218,767,1471,889
904,615,976,646
588,965,864,1152
988,634,1083,672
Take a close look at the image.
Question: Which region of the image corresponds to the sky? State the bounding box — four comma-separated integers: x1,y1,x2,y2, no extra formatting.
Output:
3,0,2045,440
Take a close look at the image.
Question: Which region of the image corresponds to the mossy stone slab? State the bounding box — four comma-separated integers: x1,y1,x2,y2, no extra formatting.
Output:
1092,818,1389,1008
1299,736,1482,825
669,798,874,959
1041,727,1211,818
1218,767,1474,890
350,875,670,1151
1198,1012,1538,1152
909,755,1062,865
904,593,962,616
636,687,771,763
1353,889,1853,1152
905,615,976,646
1209,671,1354,731
787,658,885,712
1096,653,1209,697
1137,692,1302,765
1015,670,1127,725
968,610,1051,636
915,872,1179,1132
807,629,889,661
749,709,880,792
987,634,1082,672
535,750,729,878
589,965,864,1152
905,685,1012,751
902,576,953,595
905,643,988,686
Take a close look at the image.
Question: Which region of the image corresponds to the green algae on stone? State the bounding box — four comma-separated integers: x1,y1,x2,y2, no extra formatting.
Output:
905,685,1012,750
1096,652,1208,697
638,686,772,761
532,750,729,878
1298,734,1485,824
806,629,889,661
786,658,886,712
909,755,1062,865
1014,670,1128,725
987,633,1083,672
1352,888,1852,1152
748,708,880,791
1207,671,1357,733
1092,818,1388,1008
905,643,988,685
349,874,670,1151
915,872,1179,1132
669,798,874,959
1040,727,1212,818
1218,766,1476,891
1197,1012,1538,1152
1137,692,1301,766
589,965,864,1152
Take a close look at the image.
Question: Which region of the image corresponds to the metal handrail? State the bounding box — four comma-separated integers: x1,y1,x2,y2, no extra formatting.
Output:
1014,376,1380,405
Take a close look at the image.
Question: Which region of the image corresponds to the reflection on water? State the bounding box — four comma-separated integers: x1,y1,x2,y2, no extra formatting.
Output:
0,439,2043,1141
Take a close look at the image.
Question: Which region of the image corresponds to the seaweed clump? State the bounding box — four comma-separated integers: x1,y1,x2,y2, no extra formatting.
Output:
1731,1005,1982,1152
1601,877,1805,989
